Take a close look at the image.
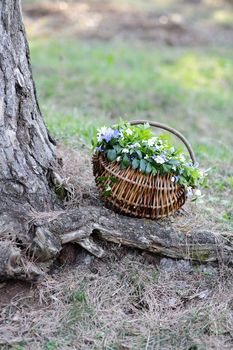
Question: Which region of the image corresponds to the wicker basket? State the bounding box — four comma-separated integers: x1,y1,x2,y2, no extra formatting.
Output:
93,120,196,219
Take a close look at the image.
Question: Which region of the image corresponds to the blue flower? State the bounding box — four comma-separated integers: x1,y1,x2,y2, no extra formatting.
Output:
104,131,114,142
97,127,119,143
96,146,104,152
102,128,121,142
113,129,120,138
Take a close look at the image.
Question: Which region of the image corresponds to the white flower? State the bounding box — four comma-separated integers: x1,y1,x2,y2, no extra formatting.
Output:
154,156,165,164
97,135,102,142
194,189,202,197
170,147,175,153
97,126,108,141
179,154,186,163
116,156,121,162
125,128,133,136
147,137,158,147
97,126,108,135
186,186,193,198
171,176,175,182
106,185,111,191
122,148,129,153
144,155,149,160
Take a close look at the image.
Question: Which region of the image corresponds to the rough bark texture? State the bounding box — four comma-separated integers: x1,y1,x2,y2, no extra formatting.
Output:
0,0,59,280
34,206,233,264
0,0,57,219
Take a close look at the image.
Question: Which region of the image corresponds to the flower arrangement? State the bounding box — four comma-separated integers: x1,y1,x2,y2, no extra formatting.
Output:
93,121,207,198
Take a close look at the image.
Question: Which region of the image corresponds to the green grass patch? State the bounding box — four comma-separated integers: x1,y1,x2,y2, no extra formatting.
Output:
30,39,233,146
29,37,233,229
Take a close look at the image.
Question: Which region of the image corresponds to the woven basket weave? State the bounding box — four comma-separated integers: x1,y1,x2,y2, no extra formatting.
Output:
93,120,196,219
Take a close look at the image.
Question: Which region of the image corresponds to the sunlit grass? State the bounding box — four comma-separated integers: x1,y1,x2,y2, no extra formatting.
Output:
29,36,233,229
213,9,233,28
30,38,233,146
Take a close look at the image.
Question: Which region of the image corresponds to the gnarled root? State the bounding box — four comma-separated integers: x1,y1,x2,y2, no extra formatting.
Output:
0,243,44,281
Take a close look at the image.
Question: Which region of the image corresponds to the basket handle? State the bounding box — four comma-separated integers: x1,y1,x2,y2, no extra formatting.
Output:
129,120,196,165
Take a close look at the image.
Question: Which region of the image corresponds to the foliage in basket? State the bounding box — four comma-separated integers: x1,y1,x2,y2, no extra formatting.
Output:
92,120,207,198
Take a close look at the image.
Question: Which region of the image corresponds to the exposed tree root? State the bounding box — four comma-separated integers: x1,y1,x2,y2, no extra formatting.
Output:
1,205,232,281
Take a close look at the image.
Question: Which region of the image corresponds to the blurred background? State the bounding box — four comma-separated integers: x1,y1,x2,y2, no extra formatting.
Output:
22,0,233,228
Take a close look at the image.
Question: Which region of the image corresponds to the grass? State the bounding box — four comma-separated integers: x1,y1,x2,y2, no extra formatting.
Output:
29,37,233,230
2,250,233,350
30,39,233,147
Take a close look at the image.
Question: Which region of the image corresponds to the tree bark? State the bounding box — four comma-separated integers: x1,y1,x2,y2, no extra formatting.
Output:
0,0,58,279
32,205,233,264
0,0,57,212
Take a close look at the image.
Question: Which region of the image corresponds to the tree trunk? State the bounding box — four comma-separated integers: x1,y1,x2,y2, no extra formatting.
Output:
0,0,57,213
0,0,58,279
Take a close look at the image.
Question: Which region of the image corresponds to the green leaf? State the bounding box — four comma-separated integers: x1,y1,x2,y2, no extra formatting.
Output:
145,162,152,174
179,175,188,186
168,159,179,165
122,154,130,167
103,190,112,197
110,176,118,184
120,161,127,169
119,139,125,147
97,176,108,183
151,166,157,176
140,159,146,172
113,145,122,154
107,149,117,161
132,158,139,169
161,164,173,174
136,150,143,159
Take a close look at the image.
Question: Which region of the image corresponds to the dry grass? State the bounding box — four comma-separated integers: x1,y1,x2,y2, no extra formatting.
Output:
1,247,233,349
56,144,96,208
0,146,232,350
